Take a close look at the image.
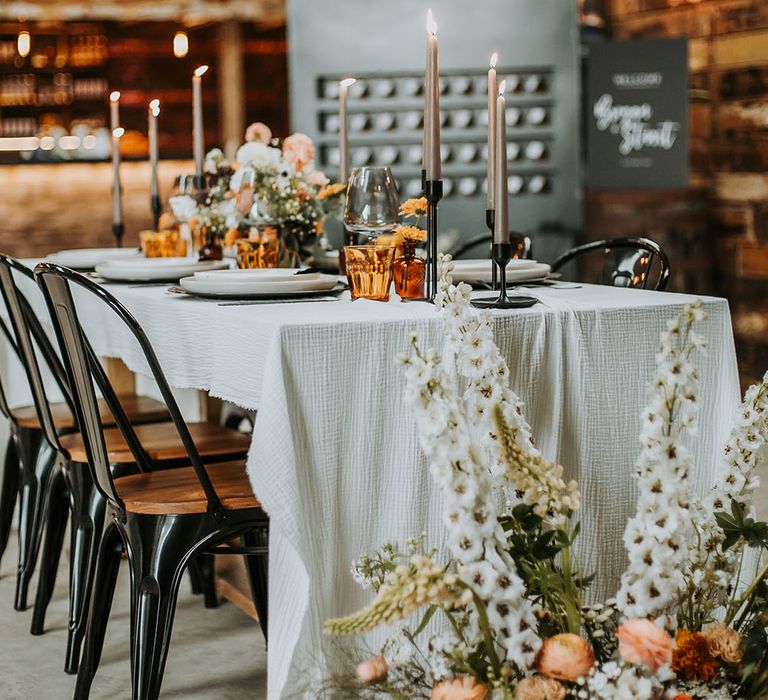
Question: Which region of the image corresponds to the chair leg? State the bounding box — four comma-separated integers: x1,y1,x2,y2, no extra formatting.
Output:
127,518,198,700
196,553,218,609
242,527,268,642
186,558,203,595
15,434,54,611
0,436,19,565
73,522,123,700
30,470,69,635
65,465,106,675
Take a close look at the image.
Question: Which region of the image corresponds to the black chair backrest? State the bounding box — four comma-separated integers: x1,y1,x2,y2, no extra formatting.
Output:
34,262,224,514
450,231,531,261
551,237,670,291
0,255,78,448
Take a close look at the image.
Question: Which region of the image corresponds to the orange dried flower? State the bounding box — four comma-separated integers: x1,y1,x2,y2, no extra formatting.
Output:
317,182,346,200
399,197,428,218
673,695,694,700
671,629,719,682
394,224,427,243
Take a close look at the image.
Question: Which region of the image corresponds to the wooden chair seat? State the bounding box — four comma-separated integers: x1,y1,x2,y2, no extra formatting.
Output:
59,421,251,465
115,460,259,514
14,394,169,430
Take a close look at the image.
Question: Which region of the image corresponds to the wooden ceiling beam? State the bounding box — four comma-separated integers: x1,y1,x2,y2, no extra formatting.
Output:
0,0,285,24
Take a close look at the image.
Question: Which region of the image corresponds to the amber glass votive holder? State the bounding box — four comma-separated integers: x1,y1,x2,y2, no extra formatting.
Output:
344,245,395,301
237,226,281,269
140,230,187,258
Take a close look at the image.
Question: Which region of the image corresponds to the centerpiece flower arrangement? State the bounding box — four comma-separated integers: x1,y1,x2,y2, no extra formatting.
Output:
172,122,345,265
323,255,768,699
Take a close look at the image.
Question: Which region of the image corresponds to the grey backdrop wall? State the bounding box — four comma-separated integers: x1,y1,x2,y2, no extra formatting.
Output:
287,0,582,254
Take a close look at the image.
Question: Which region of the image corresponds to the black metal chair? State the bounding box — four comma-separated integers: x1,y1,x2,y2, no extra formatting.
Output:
0,255,247,675
550,236,671,291
34,262,268,700
450,231,532,260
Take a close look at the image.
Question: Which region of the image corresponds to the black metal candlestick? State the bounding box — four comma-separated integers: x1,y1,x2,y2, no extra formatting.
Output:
425,179,442,301
112,223,124,248
471,242,538,309
486,208,497,291
151,194,162,231
193,173,207,191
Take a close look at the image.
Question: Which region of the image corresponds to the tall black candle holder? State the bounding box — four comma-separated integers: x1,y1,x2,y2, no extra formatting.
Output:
486,208,497,291
112,223,124,248
151,194,162,232
471,242,538,310
425,179,443,302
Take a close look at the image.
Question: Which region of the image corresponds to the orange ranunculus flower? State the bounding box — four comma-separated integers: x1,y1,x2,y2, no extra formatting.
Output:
672,629,719,682
673,695,694,700
616,618,673,672
535,633,595,682
431,676,488,700
355,655,388,683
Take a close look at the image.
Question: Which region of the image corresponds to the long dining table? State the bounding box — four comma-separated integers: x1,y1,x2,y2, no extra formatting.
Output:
8,269,741,698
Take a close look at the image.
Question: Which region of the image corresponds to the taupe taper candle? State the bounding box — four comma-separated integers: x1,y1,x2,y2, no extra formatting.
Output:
493,81,509,244
109,90,120,132
339,78,356,184
424,9,441,180
192,65,208,180
111,127,124,226
487,53,498,209
148,99,160,198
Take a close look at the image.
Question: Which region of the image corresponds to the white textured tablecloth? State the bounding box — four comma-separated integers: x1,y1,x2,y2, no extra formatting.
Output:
11,274,741,698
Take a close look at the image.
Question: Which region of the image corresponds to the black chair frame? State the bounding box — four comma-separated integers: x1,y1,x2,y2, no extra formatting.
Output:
34,262,268,700
551,236,671,291
0,255,216,675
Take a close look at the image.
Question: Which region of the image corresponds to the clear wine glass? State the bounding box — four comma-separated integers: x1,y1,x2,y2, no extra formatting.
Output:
343,167,400,242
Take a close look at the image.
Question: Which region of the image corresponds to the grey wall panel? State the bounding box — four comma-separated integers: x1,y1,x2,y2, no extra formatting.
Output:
287,0,582,249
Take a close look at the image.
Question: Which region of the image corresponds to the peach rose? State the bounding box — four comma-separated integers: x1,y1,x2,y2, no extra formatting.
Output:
282,132,315,172
535,633,595,681
431,676,488,700
245,121,272,144
702,624,743,664
355,655,388,683
515,676,566,700
616,618,673,672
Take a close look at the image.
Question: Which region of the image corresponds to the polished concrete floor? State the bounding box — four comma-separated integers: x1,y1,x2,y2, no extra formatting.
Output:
0,535,267,699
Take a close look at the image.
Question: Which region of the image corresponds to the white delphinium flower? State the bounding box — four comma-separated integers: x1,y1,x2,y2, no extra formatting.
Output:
616,302,706,619
433,254,580,527
204,147,228,173
684,371,768,611
399,338,540,669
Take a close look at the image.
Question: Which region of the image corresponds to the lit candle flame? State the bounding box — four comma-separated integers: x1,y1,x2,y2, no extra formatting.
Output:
339,78,356,88
173,30,189,58
490,52,498,69
498,80,506,96
112,127,125,139
149,99,160,116
17,31,30,58
426,9,437,35
194,65,209,77
109,90,120,102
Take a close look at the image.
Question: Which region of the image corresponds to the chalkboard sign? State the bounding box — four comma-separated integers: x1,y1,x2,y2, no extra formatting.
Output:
586,38,688,189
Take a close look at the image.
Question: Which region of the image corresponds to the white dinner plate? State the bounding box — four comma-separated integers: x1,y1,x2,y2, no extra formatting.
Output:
451,260,551,284
95,258,229,282
192,268,318,284
180,273,339,297
46,247,141,270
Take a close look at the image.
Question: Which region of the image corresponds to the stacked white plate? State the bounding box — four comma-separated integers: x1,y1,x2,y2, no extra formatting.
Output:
95,257,230,282
179,268,342,300
450,259,551,284
46,247,141,270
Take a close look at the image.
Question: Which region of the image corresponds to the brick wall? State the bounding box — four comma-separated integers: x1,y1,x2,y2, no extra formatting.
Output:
590,0,768,386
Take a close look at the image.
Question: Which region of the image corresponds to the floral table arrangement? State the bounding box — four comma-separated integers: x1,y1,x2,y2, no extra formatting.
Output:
170,122,346,265
323,256,768,699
